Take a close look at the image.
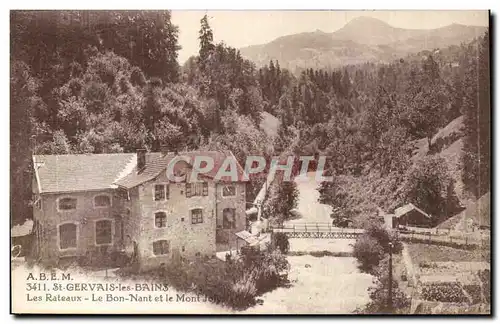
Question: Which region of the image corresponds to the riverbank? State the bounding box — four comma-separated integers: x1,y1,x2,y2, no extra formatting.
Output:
243,255,374,314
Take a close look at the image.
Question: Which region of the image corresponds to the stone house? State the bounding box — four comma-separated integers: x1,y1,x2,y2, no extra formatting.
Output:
32,150,247,269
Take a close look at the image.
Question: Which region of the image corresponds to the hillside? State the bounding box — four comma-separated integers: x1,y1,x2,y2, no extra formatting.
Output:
331,16,424,45
240,17,487,71
323,115,472,228
437,192,490,230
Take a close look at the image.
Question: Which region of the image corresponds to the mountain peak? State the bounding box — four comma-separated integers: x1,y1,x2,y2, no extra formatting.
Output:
340,16,393,31
348,16,390,25
332,16,412,45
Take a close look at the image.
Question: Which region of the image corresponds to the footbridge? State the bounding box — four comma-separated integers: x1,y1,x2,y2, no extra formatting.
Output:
270,223,364,239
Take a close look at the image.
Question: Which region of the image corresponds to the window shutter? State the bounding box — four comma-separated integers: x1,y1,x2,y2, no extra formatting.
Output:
202,182,208,196
166,184,170,199
186,183,191,197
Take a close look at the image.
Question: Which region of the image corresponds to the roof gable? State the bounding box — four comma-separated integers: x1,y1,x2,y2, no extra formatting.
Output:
394,203,431,219
114,151,247,189
33,153,136,194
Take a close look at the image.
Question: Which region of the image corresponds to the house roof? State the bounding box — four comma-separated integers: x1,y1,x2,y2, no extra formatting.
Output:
34,151,247,194
394,203,431,219
33,153,137,194
114,151,248,189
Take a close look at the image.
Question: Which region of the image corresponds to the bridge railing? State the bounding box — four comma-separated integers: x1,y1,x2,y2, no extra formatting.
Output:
269,223,364,234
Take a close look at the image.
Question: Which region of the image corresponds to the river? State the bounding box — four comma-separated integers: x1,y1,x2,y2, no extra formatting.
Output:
243,172,374,314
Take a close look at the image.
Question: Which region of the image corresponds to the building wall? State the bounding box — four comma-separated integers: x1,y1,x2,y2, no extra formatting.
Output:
215,182,247,250
134,168,247,270
33,170,247,269
135,170,217,270
34,186,128,266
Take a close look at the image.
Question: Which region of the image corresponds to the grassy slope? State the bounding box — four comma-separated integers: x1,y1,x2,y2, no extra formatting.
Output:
438,192,490,230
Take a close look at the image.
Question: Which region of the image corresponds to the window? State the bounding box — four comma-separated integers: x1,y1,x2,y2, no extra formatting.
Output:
186,182,208,197
59,223,77,249
191,209,203,224
153,240,170,255
223,208,236,229
154,184,169,201
95,219,112,245
115,188,129,201
155,212,167,228
94,195,111,208
58,197,77,211
222,185,236,197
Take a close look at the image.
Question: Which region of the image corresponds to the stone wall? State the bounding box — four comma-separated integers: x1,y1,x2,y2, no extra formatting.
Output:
136,170,218,270
35,189,127,266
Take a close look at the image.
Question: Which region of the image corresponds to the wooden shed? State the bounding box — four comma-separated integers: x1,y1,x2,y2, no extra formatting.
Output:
393,203,432,228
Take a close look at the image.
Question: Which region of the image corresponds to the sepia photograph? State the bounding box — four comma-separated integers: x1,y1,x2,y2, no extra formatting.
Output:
10,9,491,315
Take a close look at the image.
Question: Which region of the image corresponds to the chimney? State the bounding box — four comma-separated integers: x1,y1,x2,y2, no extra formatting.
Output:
137,149,146,171
160,144,179,156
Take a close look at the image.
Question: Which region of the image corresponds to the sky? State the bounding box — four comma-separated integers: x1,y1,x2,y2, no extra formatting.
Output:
171,10,489,64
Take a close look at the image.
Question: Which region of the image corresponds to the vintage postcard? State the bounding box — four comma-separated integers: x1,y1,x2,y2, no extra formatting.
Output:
10,10,491,315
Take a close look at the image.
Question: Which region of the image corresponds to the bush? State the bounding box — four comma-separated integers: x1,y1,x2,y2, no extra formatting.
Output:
361,278,411,314
156,247,289,310
130,66,146,87
273,232,290,254
358,257,410,314
400,267,408,282
231,273,258,308
353,234,385,273
365,223,403,254
240,246,290,294
159,257,256,310
463,284,482,304
401,156,461,225
421,282,469,303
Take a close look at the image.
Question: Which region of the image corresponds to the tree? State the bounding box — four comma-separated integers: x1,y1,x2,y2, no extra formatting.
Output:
142,77,163,150
461,32,490,198
401,156,461,225
262,177,299,226
100,11,181,82
359,257,411,314
10,60,38,225
198,14,215,70
341,69,350,97
353,235,385,273
364,223,402,254
272,232,290,254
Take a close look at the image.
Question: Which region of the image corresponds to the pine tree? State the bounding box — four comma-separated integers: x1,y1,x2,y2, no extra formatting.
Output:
198,14,215,70
143,77,163,150
341,69,350,97
275,60,282,103
477,31,491,197
461,32,490,198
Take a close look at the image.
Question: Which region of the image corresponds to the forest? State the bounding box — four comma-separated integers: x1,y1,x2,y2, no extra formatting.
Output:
10,11,490,228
